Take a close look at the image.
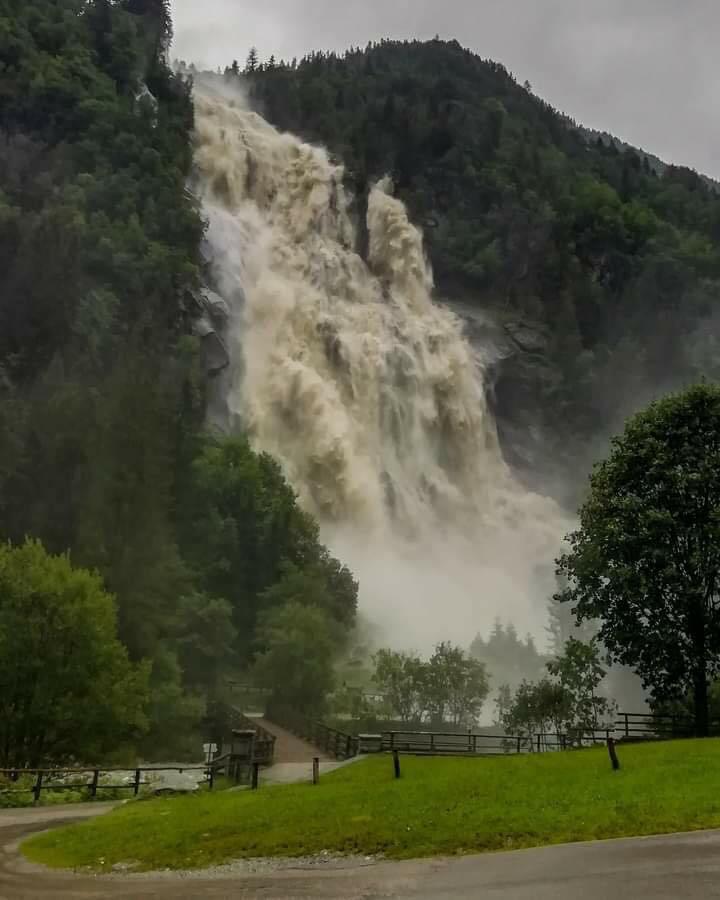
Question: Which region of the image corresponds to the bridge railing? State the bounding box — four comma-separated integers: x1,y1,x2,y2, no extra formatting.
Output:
266,705,359,759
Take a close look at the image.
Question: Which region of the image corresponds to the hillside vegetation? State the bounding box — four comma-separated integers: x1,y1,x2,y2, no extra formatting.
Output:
0,1,357,763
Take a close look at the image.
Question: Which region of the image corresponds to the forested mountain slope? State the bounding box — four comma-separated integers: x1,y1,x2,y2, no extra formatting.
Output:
240,40,720,497
0,1,357,761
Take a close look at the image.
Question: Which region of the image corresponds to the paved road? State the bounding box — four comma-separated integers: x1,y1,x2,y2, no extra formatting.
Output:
4,805,720,898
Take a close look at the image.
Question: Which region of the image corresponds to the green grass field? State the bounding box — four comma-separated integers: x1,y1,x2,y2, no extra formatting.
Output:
23,740,720,872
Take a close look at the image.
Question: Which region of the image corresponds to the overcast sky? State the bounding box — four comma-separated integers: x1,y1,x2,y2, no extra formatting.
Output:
172,0,720,178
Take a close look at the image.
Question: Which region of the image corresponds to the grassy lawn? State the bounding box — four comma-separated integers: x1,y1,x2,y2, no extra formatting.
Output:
23,740,720,872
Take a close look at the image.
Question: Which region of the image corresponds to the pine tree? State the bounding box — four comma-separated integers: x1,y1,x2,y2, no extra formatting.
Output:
245,47,259,74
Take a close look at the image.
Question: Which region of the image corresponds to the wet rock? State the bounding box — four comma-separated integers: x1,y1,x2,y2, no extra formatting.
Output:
503,321,549,355
193,315,229,374
202,289,230,324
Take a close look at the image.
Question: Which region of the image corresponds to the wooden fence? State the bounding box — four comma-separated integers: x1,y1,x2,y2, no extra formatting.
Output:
379,712,717,758
0,765,214,804
382,730,528,755
264,708,716,761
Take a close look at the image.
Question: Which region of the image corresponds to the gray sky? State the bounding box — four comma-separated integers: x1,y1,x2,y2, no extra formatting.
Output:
172,0,720,178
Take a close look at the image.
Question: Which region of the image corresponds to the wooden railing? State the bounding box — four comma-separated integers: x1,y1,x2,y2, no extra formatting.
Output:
379,712,719,757
0,765,215,804
266,706,359,759
382,730,530,755
614,712,720,740
225,709,276,765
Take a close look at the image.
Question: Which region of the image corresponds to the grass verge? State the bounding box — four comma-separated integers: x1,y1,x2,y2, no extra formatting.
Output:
23,740,720,872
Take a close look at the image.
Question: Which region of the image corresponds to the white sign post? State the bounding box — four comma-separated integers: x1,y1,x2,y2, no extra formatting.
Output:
203,743,218,765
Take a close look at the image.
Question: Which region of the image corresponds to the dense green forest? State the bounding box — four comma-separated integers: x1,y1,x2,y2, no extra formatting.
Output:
235,40,720,495
0,0,357,763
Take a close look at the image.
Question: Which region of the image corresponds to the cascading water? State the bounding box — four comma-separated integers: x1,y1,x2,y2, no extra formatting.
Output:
193,77,570,649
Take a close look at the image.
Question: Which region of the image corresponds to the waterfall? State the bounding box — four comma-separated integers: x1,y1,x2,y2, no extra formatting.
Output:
193,77,569,650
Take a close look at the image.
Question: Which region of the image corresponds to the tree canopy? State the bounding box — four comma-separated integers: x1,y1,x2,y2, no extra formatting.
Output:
372,644,489,727
557,384,720,734
255,602,338,716
0,540,149,767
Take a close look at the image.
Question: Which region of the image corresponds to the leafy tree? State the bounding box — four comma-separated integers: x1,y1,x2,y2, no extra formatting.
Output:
426,642,490,727
372,643,489,727
136,646,205,762
182,436,357,656
372,649,426,723
254,602,337,715
502,679,573,749
547,638,613,738
174,592,237,694
557,384,720,735
0,540,149,767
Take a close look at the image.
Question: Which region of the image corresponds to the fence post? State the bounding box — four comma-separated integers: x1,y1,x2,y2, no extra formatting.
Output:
516,735,521,754
393,750,401,779
90,769,99,799
536,733,541,753
472,734,478,754
33,771,44,805
312,757,320,785
251,762,259,790
607,738,620,771
134,768,141,797
624,713,629,739
208,765,215,791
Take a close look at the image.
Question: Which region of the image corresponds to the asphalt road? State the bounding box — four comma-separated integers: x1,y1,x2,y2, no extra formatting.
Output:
4,804,720,899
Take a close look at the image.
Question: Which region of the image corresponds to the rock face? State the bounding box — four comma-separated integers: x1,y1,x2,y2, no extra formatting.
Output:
191,289,231,375
202,289,230,324
134,82,158,126
443,297,570,505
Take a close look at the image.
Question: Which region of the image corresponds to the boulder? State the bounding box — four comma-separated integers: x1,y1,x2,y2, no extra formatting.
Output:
202,289,230,323
503,321,549,355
